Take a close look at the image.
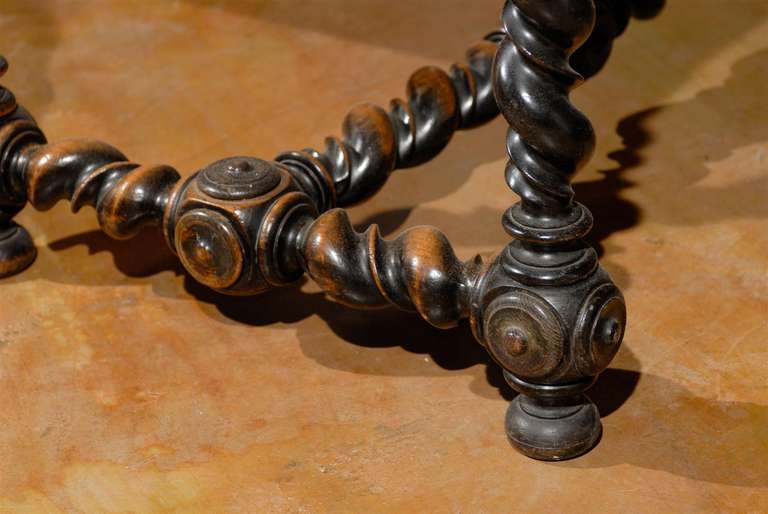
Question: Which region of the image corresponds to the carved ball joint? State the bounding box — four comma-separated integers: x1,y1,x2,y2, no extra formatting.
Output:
170,157,317,295
474,264,626,384
473,260,627,460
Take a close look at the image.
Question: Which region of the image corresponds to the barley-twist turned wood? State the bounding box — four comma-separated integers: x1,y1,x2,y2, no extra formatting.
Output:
0,0,661,460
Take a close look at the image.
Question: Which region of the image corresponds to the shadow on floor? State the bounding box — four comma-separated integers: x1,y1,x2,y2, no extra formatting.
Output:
569,366,768,488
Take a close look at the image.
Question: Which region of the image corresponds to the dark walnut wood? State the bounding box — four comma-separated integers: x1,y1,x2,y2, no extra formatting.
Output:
0,0,662,460
475,0,629,460
0,56,42,276
297,209,482,329
276,32,503,209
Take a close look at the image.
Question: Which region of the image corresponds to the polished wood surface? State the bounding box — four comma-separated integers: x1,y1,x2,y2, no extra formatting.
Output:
487,0,628,460
0,0,766,511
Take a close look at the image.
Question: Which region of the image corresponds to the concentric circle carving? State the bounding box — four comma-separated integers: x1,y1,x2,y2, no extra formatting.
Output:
199,157,281,200
175,209,244,290
483,289,565,379
574,283,626,375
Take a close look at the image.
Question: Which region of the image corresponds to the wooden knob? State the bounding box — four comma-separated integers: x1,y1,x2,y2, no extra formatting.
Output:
175,209,244,290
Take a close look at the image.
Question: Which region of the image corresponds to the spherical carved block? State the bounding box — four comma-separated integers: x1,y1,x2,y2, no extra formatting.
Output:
168,157,316,295
475,259,626,383
473,253,625,460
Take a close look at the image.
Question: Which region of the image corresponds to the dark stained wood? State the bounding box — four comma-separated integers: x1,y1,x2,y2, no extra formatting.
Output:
296,208,482,329
475,0,632,460
0,2,661,461
0,56,43,277
168,157,317,295
24,140,181,240
276,34,502,207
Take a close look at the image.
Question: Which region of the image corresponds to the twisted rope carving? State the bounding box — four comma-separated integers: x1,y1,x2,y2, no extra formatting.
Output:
277,35,502,208
497,0,659,215
494,0,601,285
298,209,476,329
498,0,596,216
572,0,662,79
16,139,181,239
276,4,657,211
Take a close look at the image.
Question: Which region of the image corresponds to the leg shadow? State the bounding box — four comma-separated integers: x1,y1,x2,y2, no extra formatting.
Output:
48,229,181,279
569,365,768,488
186,277,516,401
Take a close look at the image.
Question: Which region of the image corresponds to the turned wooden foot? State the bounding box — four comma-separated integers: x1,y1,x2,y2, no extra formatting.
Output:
475,261,625,461
505,375,601,461
0,222,36,278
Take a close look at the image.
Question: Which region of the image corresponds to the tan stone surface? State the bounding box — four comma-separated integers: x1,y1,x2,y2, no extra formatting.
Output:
0,1,766,512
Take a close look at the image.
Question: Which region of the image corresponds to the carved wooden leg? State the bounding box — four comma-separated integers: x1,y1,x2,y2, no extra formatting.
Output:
0,56,43,278
472,0,626,460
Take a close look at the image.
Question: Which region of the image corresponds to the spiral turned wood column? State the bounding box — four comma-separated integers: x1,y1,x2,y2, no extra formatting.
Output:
471,0,628,460
296,209,482,329
276,33,502,208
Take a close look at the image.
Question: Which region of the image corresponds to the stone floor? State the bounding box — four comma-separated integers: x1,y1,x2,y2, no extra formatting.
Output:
0,1,766,512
